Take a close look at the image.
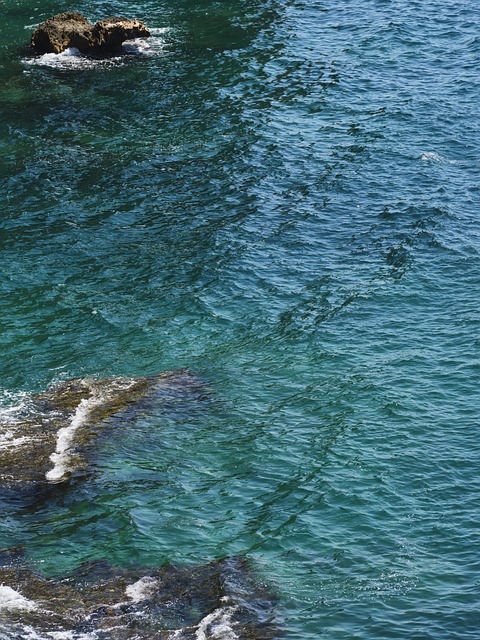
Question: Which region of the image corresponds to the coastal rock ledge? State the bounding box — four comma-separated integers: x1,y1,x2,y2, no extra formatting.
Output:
31,11,150,54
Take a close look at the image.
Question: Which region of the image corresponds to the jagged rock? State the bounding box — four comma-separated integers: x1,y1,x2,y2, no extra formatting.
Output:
0,370,207,500
0,553,278,639
30,11,150,54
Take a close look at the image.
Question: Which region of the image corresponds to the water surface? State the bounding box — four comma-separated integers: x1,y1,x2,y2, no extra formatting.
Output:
0,0,479,638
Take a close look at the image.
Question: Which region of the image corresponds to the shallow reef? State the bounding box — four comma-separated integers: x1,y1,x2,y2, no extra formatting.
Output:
0,369,207,500
0,549,278,639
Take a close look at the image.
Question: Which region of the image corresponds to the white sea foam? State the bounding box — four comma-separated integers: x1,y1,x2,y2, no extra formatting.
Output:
26,47,93,69
420,151,457,164
0,393,32,451
125,576,158,603
46,395,100,482
194,605,239,640
0,585,37,612
149,27,169,36
123,30,168,56
23,46,124,70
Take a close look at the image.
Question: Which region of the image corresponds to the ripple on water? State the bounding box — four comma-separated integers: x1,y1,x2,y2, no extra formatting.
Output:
0,0,479,639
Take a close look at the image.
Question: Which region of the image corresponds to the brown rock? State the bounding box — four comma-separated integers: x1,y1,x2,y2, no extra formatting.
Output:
31,11,150,54
93,17,151,52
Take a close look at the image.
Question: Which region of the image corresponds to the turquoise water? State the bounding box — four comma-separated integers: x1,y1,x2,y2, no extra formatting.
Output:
1,0,479,637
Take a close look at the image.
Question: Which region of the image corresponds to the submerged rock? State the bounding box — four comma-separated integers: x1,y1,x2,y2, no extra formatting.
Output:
30,11,150,55
0,370,206,500
0,553,278,639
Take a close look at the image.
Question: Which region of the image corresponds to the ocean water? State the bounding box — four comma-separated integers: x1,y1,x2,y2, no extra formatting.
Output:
0,0,479,637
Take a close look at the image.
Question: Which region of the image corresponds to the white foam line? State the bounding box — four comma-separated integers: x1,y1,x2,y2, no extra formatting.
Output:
23,47,121,70
15,628,98,640
46,631,98,640
46,395,101,482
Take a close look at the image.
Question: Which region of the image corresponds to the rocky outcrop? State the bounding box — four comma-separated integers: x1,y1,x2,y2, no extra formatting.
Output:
0,552,278,639
30,12,150,54
0,370,207,500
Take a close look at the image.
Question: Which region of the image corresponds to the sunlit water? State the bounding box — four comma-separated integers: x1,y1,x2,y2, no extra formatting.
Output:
0,0,479,638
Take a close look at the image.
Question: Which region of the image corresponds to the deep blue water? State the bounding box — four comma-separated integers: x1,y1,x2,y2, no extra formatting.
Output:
0,0,479,637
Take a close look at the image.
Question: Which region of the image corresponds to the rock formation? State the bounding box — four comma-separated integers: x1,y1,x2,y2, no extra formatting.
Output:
0,370,207,500
0,551,278,639
30,11,150,54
